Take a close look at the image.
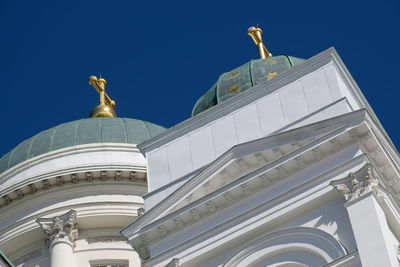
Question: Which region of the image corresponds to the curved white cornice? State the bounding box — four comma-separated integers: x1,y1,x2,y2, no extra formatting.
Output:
0,143,142,183
0,143,147,206
222,227,346,266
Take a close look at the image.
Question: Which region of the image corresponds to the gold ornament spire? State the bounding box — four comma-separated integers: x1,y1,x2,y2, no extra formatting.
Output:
247,25,272,59
88,76,117,118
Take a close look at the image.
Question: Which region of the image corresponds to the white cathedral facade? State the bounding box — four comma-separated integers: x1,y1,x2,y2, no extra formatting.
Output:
1,31,400,267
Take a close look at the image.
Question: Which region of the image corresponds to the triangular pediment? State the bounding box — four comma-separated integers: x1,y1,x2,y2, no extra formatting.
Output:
166,117,361,215
123,110,368,232
121,109,400,261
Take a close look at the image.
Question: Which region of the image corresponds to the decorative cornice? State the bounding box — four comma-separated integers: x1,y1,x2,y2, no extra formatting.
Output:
36,210,78,249
0,170,146,208
330,164,380,203
87,236,126,244
0,143,140,182
13,248,42,265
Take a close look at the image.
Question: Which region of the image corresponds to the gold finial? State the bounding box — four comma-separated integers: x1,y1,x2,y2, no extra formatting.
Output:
88,75,117,118
247,25,272,59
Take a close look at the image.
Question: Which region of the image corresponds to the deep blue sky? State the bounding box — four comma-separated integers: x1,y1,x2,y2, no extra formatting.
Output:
0,1,399,157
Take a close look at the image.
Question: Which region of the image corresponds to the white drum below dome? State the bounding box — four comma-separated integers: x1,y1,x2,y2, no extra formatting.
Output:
0,143,148,267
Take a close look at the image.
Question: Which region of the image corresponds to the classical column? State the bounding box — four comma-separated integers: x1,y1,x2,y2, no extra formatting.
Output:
37,210,78,267
331,164,398,267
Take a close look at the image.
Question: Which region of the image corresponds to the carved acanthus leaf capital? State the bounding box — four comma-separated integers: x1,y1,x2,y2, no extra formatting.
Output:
36,210,78,248
331,164,380,203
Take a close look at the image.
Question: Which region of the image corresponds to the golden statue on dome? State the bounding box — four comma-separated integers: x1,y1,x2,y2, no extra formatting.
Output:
88,75,117,118
248,25,272,59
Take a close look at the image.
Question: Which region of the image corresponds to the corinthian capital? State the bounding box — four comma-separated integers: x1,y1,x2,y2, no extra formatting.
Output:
37,210,78,248
330,164,379,203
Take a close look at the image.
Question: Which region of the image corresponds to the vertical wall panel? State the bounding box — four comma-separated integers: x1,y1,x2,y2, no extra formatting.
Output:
324,64,342,100
167,137,193,181
147,147,170,191
211,115,238,157
190,127,216,170
339,73,360,110
234,104,262,143
302,69,332,112
256,92,285,136
279,82,308,123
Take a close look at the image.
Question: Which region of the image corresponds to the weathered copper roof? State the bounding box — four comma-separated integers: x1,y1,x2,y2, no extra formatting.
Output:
0,117,166,174
192,55,305,116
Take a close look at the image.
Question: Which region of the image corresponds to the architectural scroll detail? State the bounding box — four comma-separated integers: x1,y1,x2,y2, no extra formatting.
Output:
331,164,380,202
36,210,78,248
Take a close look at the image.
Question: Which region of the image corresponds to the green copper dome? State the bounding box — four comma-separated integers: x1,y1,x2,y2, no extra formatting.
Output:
0,118,166,174
192,55,305,116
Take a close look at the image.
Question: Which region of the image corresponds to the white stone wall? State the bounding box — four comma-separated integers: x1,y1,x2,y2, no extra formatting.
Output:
144,57,363,209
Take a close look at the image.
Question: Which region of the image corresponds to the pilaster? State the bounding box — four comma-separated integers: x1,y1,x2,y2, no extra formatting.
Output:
331,164,398,267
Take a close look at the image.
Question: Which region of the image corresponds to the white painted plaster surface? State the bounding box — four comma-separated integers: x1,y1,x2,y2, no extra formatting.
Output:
147,147,169,191
302,69,333,112
233,104,262,143
189,127,216,170
279,81,309,123
211,115,238,157
324,64,342,100
256,92,285,136
167,137,193,181
145,61,365,202
346,194,398,267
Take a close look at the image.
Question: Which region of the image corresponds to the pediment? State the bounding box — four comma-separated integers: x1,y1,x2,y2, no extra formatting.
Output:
167,119,361,214
121,109,400,261
122,110,373,237
168,110,370,212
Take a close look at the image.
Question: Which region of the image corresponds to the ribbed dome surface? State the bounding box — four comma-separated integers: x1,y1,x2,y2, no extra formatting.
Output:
192,55,305,116
0,118,166,174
